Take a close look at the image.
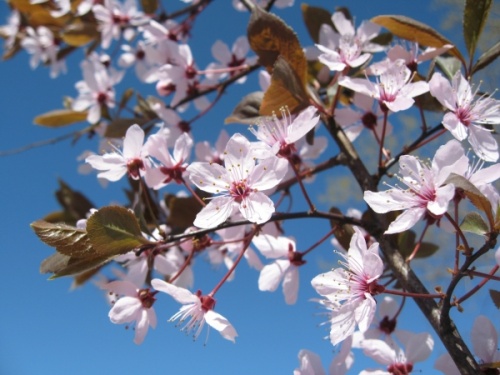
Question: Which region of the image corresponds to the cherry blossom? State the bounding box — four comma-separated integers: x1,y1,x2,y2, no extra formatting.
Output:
360,331,434,374
85,124,148,181
367,42,453,75
195,129,229,165
249,106,320,158
205,36,256,84
364,139,469,234
72,55,124,124
339,60,429,113
311,227,384,346
101,280,157,345
315,11,381,72
294,350,326,375
92,0,149,49
253,234,305,304
144,132,193,189
21,26,66,78
294,338,354,375
335,93,392,142
151,279,237,342
0,10,20,50
187,133,288,228
429,71,500,161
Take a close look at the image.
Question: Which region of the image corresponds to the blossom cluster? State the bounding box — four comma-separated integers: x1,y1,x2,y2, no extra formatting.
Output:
7,0,500,374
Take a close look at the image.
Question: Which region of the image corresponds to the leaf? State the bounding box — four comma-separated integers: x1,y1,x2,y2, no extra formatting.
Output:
141,0,158,14
34,109,88,127
104,118,148,138
329,207,355,251
489,289,500,309
61,21,99,47
248,7,307,81
55,179,94,223
31,220,94,257
260,56,309,116
460,212,489,235
224,91,263,125
40,252,115,279
71,267,103,288
435,55,462,80
86,206,150,256
463,0,492,59
247,4,309,114
371,15,465,66
445,173,494,229
397,230,439,259
165,193,205,230
301,4,334,44
471,41,500,75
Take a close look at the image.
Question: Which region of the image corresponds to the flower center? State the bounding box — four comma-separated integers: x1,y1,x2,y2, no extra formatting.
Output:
127,158,145,179
159,164,186,184
387,362,413,375
197,292,216,312
229,180,251,202
361,111,378,129
456,106,472,126
379,315,397,334
138,288,157,309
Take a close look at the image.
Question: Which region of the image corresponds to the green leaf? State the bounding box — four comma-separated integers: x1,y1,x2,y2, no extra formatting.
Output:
86,206,150,256
397,230,439,259
463,0,492,59
31,220,94,257
445,173,494,229
471,41,500,75
301,4,334,44
371,15,465,66
34,109,88,127
104,118,148,138
460,212,489,235
489,289,500,309
435,56,462,80
224,91,263,125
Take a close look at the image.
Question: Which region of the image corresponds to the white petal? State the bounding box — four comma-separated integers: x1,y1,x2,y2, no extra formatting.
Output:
204,310,238,342
282,266,299,304
239,192,274,224
472,315,498,362
385,207,426,234
194,196,234,228
123,124,145,159
151,278,198,304
258,259,290,292
109,297,141,324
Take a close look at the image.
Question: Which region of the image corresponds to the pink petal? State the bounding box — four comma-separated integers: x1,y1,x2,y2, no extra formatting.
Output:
240,192,274,224
194,196,235,228
109,297,142,324
282,266,299,305
258,259,289,292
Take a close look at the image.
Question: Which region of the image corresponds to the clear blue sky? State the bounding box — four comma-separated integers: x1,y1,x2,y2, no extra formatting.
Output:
0,1,496,374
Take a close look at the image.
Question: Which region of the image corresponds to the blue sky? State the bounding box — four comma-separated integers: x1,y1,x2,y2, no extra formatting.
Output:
0,1,497,374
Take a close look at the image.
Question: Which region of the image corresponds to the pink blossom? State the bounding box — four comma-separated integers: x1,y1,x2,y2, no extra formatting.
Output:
151,279,237,342
21,26,66,78
249,106,320,158
335,93,392,142
253,234,305,304
187,133,288,228
311,227,384,346
205,36,256,84
144,132,193,189
429,71,500,161
92,0,149,49
195,129,229,165
102,280,157,345
72,56,124,124
339,60,429,112
364,140,468,234
294,338,354,375
85,124,147,181
360,331,434,374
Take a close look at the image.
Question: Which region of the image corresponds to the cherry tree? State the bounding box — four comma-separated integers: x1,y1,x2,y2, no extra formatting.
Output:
3,0,500,373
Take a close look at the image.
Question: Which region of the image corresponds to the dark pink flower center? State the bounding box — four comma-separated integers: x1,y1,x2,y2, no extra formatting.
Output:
127,158,145,179
288,243,306,266
361,111,377,130
387,362,413,375
138,288,157,309
159,164,186,184
230,180,251,203
197,291,216,312
379,316,397,334
456,106,472,126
